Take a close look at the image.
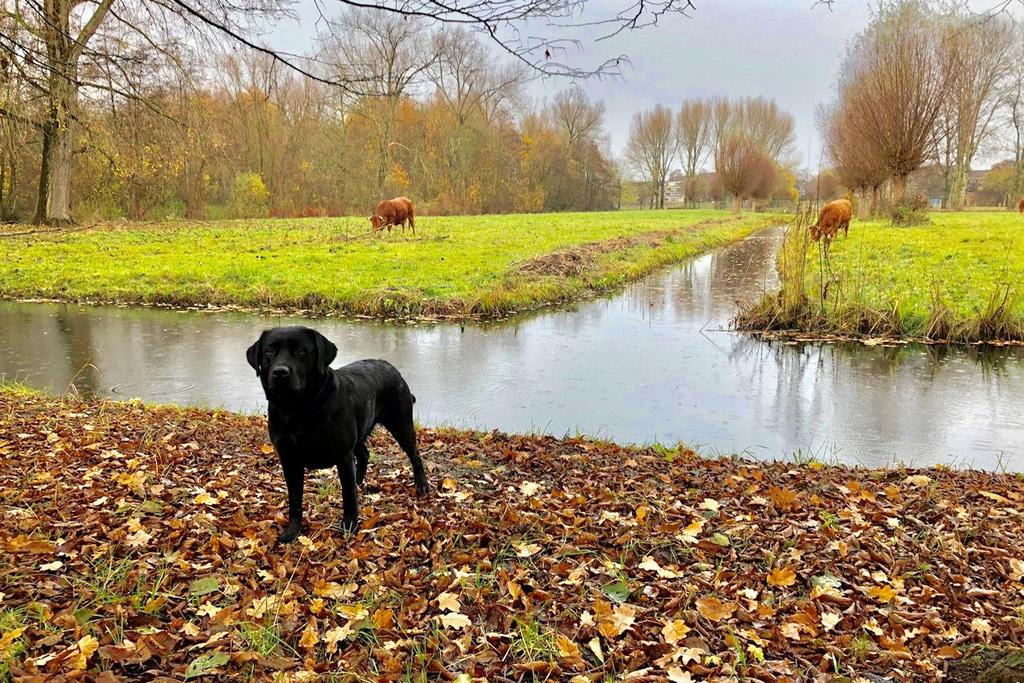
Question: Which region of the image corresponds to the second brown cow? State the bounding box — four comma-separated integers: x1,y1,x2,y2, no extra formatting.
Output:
809,198,853,242
1018,196,1024,214
370,197,416,236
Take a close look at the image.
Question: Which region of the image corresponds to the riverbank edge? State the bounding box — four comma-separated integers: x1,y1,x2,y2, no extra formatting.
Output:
732,216,1024,347
0,215,780,323
2,385,1024,682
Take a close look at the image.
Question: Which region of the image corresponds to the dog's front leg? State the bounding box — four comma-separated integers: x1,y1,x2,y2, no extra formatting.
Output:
278,461,305,543
336,452,359,533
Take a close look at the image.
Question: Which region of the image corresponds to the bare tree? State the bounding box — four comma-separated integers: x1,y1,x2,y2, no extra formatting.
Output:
933,11,1015,209
675,98,712,206
1001,24,1024,207
821,100,888,214
626,104,674,209
318,9,435,199
550,87,606,149
715,132,776,211
732,96,796,164
838,0,946,205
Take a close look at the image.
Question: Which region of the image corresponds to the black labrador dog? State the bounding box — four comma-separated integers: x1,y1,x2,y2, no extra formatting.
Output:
246,326,428,543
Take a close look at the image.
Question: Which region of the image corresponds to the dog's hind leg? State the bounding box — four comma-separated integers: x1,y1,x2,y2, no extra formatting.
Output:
354,441,370,486
383,416,428,496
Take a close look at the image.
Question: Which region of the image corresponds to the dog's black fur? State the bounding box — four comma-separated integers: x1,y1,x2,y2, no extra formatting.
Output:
246,326,428,543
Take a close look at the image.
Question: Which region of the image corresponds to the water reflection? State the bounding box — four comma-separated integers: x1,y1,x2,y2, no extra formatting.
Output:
1,229,1022,469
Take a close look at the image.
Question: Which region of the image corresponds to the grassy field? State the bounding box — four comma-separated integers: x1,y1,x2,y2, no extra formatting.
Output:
1,386,1023,681
0,210,776,320
736,210,1024,343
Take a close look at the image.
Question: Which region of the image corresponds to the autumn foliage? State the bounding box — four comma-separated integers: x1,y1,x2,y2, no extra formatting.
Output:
1,391,1023,679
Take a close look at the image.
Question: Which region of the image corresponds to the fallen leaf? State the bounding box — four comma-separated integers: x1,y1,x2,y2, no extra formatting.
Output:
767,566,796,587
695,596,737,622
436,612,471,630
661,619,690,645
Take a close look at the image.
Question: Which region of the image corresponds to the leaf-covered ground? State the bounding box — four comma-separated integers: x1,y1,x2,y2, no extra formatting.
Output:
2,389,1023,682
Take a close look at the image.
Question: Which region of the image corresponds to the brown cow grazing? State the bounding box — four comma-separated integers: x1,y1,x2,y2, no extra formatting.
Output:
809,198,853,242
370,197,416,236
1018,196,1024,214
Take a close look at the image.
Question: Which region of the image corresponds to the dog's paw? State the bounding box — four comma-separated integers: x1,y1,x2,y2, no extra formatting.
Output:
277,522,302,544
415,479,430,497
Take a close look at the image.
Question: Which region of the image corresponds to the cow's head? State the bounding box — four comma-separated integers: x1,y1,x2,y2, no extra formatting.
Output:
369,215,384,231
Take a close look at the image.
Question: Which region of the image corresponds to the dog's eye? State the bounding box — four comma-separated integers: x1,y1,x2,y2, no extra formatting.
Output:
295,348,308,356
263,348,275,356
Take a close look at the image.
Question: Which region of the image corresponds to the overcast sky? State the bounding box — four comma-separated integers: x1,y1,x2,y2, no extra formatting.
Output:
268,0,1021,173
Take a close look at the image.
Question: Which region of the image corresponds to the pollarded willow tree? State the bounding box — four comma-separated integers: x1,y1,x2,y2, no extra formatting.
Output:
708,96,794,209
0,0,698,224
836,0,946,206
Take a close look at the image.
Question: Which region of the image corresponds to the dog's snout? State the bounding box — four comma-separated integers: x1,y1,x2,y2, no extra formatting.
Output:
271,366,291,379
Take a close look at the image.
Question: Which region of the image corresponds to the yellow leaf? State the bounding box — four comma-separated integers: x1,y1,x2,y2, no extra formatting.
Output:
698,498,720,511
39,560,63,571
260,443,275,455
1009,558,1024,581
695,596,737,623
867,585,897,603
436,612,471,630
314,581,355,599
597,603,636,638
126,529,152,547
767,566,796,587
324,624,352,653
437,591,461,612
904,474,931,487
635,505,651,524
821,612,841,631
0,628,26,657
781,622,802,640
640,556,680,579
666,668,692,683
513,541,541,557
338,604,369,621
194,491,217,506
299,620,319,650
661,619,690,645
66,634,98,670
555,634,580,658
971,617,992,639
588,637,604,663
519,481,542,496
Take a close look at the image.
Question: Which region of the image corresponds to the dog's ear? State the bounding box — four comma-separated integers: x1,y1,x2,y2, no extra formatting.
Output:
309,329,337,372
246,331,267,375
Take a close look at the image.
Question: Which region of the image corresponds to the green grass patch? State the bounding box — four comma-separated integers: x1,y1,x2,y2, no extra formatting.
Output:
735,209,1024,343
0,210,776,319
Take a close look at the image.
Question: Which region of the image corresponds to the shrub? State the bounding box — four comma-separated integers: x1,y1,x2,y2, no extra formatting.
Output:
230,172,270,218
890,194,930,226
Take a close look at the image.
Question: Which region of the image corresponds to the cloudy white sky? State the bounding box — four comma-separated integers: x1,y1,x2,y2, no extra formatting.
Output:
268,0,1021,173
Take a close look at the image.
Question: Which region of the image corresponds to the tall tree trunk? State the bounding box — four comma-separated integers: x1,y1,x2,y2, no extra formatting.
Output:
32,121,53,224
46,114,74,224
892,174,908,206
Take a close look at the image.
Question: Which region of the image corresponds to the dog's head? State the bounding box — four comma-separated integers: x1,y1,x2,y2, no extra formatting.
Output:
246,326,337,401
369,215,384,231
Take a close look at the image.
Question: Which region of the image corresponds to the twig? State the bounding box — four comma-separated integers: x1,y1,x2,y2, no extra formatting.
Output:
0,223,99,238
